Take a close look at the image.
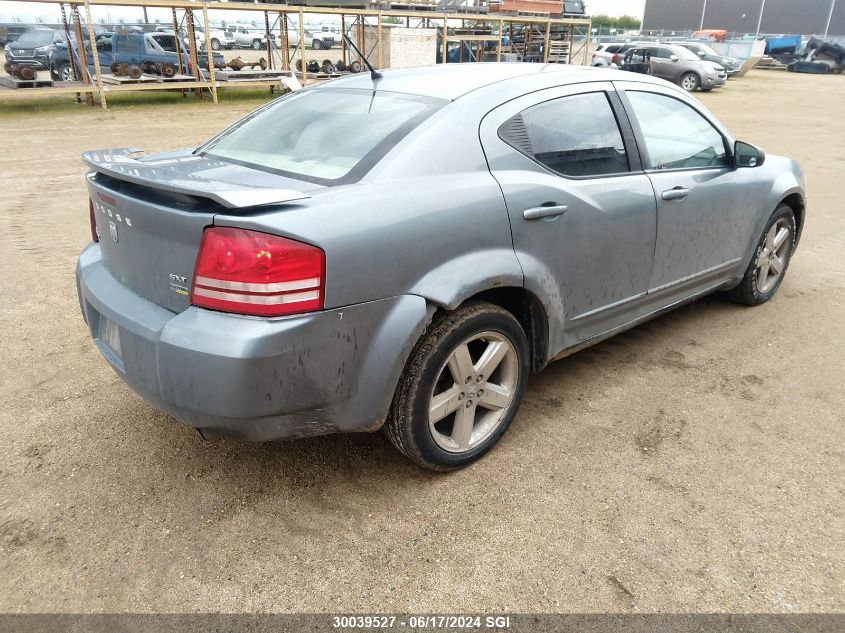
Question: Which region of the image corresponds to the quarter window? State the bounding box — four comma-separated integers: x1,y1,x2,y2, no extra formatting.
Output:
627,91,729,170
500,92,629,177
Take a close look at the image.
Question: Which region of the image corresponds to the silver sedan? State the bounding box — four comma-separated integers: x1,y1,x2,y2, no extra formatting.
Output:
77,64,805,470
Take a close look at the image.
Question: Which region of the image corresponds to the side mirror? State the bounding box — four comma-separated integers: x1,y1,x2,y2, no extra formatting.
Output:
734,140,765,168
670,54,679,61
697,51,706,57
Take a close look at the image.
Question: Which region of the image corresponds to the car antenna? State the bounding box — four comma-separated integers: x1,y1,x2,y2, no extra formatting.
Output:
343,33,382,81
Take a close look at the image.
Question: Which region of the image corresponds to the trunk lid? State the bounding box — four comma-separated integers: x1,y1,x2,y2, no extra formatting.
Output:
85,148,318,314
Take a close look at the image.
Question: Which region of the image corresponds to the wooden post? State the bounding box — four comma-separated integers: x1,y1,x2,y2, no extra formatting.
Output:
377,11,383,69
171,8,184,76
70,4,93,106
185,9,202,99
582,20,591,65
201,2,217,103
81,0,106,109
264,11,273,70
341,14,347,66
441,19,447,64
357,18,365,67
496,17,503,62
543,20,551,63
299,8,307,87
280,12,289,71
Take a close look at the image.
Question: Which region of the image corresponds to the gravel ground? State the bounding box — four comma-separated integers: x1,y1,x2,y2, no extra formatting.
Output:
0,70,842,613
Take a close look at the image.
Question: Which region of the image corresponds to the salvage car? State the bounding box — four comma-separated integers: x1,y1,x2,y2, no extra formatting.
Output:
632,43,726,90
3,27,58,77
77,64,805,470
50,31,224,82
675,40,742,76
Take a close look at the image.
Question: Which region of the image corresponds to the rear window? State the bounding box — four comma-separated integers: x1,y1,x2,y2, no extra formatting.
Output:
199,88,445,185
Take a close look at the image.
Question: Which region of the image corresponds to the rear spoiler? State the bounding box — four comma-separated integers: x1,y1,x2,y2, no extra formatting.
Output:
82,147,311,209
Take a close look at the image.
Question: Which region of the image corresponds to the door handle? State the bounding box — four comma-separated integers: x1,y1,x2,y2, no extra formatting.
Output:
661,187,690,201
523,204,568,220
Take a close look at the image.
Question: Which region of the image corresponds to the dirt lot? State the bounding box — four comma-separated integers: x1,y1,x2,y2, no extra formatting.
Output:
0,70,842,613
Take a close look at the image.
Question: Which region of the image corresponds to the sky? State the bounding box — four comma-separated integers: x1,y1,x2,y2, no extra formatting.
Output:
586,0,646,18
0,0,647,23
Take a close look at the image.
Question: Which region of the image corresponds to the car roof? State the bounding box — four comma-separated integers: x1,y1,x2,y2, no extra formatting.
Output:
316,63,665,101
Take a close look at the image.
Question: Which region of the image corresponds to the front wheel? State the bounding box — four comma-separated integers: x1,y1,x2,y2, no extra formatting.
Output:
311,39,324,50
211,38,221,51
384,302,529,471
726,204,796,305
680,72,700,91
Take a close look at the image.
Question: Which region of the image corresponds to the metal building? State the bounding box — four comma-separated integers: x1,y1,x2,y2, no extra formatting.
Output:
642,0,845,37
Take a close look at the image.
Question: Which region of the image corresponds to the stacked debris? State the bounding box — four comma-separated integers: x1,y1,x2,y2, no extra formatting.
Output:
787,37,845,74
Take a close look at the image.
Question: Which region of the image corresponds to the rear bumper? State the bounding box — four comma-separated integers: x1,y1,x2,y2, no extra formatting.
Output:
76,243,427,441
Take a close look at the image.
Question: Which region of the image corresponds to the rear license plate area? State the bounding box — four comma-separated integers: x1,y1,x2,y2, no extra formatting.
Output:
98,316,122,361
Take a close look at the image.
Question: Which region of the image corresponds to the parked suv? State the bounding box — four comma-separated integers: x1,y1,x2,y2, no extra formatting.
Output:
591,42,636,67
675,40,742,76
633,43,726,91
3,27,58,75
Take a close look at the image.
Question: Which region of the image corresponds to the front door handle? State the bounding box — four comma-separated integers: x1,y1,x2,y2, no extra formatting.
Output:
662,187,690,201
523,204,568,220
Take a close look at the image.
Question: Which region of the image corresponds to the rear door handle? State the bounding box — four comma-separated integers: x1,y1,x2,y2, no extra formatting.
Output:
661,187,690,201
523,204,568,220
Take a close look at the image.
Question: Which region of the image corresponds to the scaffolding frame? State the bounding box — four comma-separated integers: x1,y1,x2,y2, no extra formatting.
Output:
2,0,591,108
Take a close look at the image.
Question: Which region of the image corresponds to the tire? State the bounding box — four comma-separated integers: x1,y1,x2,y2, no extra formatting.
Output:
311,38,323,50
211,38,221,51
54,62,74,82
252,39,262,50
348,60,362,73
726,204,796,305
384,302,530,471
680,72,700,91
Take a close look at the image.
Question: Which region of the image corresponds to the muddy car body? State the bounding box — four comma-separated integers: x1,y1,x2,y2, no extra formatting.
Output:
77,64,805,469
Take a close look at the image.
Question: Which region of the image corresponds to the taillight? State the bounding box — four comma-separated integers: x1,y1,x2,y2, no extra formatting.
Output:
89,198,99,242
190,227,325,317
611,54,619,63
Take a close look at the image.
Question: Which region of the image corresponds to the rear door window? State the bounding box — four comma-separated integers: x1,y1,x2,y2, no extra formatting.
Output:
499,91,629,177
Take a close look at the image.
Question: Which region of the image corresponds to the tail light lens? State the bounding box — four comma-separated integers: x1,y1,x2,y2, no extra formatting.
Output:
190,227,325,317
89,198,99,242
611,54,619,64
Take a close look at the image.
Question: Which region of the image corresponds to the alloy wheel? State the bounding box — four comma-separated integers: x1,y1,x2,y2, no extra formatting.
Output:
755,218,791,293
428,331,519,453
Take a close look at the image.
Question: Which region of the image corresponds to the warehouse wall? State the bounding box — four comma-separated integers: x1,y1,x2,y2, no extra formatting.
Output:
642,0,844,36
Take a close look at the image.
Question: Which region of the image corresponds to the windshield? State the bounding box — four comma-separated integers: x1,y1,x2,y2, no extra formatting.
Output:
15,29,55,47
695,43,719,56
200,88,446,184
672,46,701,61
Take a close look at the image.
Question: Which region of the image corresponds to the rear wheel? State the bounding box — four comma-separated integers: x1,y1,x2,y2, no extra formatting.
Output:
252,39,262,50
211,38,221,51
726,204,796,305
312,38,324,50
384,302,529,471
680,72,700,91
